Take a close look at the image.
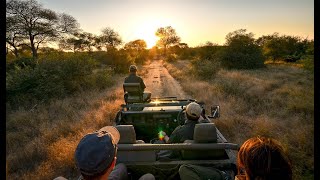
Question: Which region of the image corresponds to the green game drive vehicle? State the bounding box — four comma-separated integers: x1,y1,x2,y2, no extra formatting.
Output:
112,83,239,179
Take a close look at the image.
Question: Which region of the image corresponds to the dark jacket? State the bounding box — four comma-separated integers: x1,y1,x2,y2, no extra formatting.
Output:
168,120,199,143
124,73,146,91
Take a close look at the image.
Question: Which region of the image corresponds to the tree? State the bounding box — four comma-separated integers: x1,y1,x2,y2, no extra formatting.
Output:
124,39,147,50
124,39,147,64
155,26,181,56
257,33,309,62
220,29,265,69
6,0,79,59
58,13,79,34
6,16,24,57
96,27,122,50
59,31,97,52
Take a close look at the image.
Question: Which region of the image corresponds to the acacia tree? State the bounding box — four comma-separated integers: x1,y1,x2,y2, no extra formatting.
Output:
6,0,79,58
155,26,181,56
96,27,122,51
6,16,24,57
59,31,97,52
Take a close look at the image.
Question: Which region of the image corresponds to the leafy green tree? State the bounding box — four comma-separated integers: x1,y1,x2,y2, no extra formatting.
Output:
220,29,265,69
155,26,181,56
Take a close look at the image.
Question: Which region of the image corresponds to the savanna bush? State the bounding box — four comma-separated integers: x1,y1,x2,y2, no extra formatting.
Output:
194,45,224,60
6,57,37,71
219,29,265,69
165,53,178,62
6,53,115,109
299,55,314,72
190,57,221,80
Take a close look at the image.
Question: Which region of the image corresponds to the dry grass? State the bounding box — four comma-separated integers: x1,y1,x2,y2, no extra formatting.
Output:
6,74,126,180
165,60,314,180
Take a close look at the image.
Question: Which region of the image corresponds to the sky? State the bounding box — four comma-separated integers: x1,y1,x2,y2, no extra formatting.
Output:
38,0,314,48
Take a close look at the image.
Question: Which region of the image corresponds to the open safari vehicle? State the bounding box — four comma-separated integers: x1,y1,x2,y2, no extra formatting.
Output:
112,83,239,179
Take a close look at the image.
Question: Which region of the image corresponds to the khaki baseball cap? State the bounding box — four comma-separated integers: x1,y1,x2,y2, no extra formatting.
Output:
186,102,202,119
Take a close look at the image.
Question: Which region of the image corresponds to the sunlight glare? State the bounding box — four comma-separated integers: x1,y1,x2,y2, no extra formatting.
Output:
134,25,158,49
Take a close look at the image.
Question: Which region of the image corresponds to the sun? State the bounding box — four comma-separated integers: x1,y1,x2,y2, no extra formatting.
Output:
133,23,160,49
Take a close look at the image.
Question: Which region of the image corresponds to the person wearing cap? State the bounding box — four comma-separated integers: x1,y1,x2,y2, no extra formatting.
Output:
73,126,127,180
54,126,155,180
124,65,151,103
162,102,204,144
124,65,146,91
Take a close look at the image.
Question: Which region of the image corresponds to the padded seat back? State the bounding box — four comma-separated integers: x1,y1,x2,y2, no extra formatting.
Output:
116,125,155,163
194,123,217,143
182,123,226,160
116,125,137,144
123,83,143,103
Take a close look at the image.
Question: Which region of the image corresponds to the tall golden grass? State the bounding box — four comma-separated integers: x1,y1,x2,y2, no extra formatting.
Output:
6,74,126,180
165,60,314,180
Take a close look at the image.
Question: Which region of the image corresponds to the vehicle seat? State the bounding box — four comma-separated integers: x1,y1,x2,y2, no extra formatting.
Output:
115,125,145,144
181,123,226,160
123,83,143,103
116,125,156,163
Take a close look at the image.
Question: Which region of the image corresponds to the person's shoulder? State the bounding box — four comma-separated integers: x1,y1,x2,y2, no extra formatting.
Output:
172,125,184,133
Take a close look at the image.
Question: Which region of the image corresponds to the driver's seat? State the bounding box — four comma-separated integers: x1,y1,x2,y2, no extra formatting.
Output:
123,83,151,104
123,83,143,103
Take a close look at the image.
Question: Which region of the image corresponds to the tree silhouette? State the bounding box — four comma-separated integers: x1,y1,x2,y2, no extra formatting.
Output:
6,0,79,58
96,27,122,50
155,26,181,56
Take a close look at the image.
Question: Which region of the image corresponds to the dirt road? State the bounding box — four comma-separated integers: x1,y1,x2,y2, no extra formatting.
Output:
141,60,190,99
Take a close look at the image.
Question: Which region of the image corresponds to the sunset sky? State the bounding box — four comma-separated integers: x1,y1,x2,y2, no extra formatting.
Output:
38,0,314,48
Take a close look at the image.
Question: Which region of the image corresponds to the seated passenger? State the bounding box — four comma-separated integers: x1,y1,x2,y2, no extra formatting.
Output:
236,136,292,180
124,65,146,91
53,126,155,180
165,102,204,144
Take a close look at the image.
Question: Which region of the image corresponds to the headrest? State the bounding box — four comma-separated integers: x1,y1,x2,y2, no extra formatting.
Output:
194,123,217,143
115,125,136,144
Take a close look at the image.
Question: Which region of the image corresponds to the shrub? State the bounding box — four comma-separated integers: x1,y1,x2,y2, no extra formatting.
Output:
299,55,314,72
165,53,178,62
220,29,265,69
6,57,37,71
6,53,115,109
190,57,221,80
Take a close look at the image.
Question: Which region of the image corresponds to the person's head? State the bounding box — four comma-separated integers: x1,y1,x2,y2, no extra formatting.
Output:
129,65,137,73
185,102,202,121
237,136,292,180
75,126,120,180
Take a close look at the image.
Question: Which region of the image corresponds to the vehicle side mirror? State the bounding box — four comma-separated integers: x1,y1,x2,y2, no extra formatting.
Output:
208,105,220,118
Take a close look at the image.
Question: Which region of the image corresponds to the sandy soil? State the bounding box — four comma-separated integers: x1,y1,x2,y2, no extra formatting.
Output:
141,60,191,99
